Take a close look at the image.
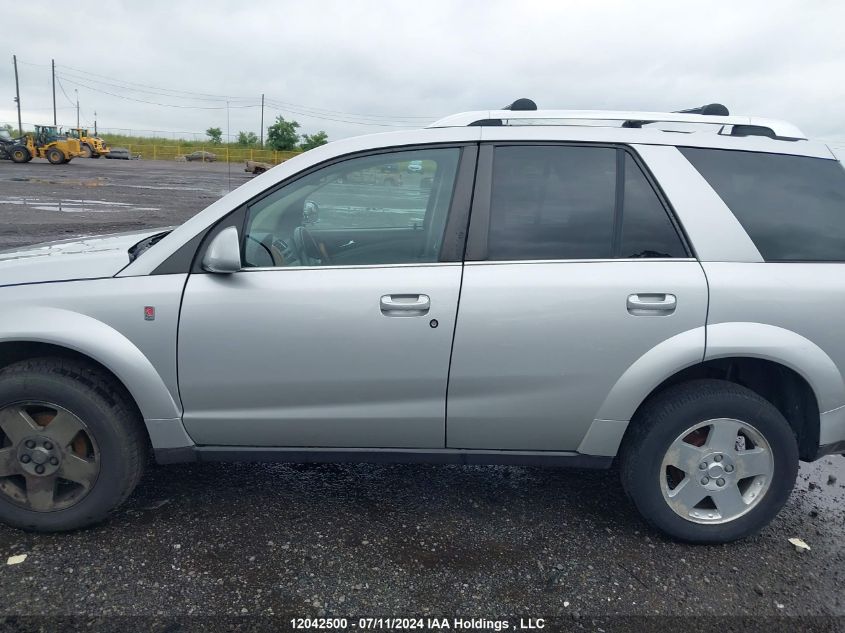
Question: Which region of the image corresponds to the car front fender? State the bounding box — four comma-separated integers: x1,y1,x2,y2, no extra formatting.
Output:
0,307,181,421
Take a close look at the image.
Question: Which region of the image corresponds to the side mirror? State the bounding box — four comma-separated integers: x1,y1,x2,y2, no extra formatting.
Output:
202,226,242,273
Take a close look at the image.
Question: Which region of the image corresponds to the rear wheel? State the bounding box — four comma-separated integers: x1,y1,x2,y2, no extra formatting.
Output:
10,146,30,163
0,358,147,531
619,379,798,543
80,144,93,159
46,148,65,164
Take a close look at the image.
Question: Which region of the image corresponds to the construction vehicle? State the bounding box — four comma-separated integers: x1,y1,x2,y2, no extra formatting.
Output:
0,125,81,164
65,127,110,158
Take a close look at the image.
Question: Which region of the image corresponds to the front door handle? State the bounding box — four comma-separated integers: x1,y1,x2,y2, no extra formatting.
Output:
380,294,431,317
627,293,676,316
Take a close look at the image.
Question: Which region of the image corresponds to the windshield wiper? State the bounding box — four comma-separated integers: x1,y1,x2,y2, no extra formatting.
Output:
128,230,171,262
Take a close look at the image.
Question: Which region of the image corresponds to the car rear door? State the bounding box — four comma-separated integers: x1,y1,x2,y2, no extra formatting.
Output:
446,143,708,451
178,145,476,448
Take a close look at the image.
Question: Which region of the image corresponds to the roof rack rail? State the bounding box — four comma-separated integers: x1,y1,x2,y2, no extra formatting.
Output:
623,103,730,128
674,103,730,116
503,98,537,111
428,103,806,140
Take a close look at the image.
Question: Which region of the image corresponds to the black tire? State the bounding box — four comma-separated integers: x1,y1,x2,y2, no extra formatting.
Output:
9,145,30,163
46,148,65,165
0,358,147,531
80,143,93,159
619,379,798,543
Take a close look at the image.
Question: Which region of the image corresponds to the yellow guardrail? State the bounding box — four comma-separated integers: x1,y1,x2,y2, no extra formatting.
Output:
120,145,299,164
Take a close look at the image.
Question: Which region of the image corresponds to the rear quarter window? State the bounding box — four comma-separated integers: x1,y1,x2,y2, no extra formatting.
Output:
680,147,845,262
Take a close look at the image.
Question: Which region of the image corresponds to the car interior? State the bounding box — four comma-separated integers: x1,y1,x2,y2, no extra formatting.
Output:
241,148,460,268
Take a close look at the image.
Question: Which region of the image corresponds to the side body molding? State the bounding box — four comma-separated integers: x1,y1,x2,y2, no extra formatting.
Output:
705,322,845,414
578,327,705,456
0,307,182,422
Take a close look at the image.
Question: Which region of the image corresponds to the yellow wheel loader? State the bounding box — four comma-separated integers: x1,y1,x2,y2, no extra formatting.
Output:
0,125,81,164
65,127,110,158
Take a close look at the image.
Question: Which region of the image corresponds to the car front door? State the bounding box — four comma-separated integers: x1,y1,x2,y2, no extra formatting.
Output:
178,145,475,447
447,143,708,451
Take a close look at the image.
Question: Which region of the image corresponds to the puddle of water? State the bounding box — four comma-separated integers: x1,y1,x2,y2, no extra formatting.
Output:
8,176,105,187
119,183,209,192
0,196,159,213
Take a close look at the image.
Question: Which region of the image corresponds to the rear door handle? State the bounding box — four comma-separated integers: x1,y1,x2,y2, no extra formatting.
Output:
627,293,676,316
380,294,430,317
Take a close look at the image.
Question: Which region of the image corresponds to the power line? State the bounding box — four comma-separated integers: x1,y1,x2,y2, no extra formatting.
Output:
56,68,256,103
52,61,437,120
263,104,415,128
60,74,419,127
19,58,438,131
57,75,261,110
55,75,77,108
56,63,254,101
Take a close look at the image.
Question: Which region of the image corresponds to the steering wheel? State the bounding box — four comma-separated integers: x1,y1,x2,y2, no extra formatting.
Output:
292,226,332,266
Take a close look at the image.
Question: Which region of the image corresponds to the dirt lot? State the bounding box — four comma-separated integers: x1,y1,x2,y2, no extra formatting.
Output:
0,158,251,250
0,158,843,627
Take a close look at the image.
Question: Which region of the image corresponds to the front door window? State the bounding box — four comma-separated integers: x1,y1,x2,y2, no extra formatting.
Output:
243,148,461,268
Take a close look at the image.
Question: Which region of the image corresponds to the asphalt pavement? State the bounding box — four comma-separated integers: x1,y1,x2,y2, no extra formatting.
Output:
0,158,842,628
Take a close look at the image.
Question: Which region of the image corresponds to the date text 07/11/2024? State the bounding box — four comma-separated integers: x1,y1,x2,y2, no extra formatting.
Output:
290,618,547,630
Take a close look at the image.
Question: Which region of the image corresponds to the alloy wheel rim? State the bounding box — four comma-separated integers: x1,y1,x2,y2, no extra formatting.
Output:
660,418,774,524
0,402,100,512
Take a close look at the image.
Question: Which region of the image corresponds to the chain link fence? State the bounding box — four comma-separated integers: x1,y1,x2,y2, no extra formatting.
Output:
119,144,298,164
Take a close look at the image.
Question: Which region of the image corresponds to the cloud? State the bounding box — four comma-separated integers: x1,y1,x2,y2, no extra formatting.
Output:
2,0,844,143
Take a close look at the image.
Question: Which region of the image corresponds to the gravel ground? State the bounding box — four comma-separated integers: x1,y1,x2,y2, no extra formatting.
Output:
0,158,843,628
0,158,250,250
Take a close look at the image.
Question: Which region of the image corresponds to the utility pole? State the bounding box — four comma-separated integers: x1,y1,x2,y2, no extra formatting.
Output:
13,55,22,136
75,89,79,128
51,59,57,125
94,111,97,136
260,93,265,147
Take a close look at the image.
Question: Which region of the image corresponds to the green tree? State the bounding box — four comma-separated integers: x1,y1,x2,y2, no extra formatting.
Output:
266,116,300,151
237,131,258,146
300,131,329,151
206,127,223,144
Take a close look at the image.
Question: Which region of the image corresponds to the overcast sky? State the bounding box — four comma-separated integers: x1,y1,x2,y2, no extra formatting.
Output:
3,0,845,144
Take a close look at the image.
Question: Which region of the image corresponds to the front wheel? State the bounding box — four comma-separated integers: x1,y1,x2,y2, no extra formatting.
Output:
0,358,147,531
80,144,93,159
46,148,65,164
10,146,30,163
619,379,798,543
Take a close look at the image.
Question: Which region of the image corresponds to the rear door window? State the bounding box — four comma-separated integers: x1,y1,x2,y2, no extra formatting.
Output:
485,145,687,260
680,148,845,261
620,155,688,258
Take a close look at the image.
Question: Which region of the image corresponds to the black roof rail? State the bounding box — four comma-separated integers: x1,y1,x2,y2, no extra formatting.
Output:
470,98,538,126
674,103,730,116
623,103,730,128
503,98,538,111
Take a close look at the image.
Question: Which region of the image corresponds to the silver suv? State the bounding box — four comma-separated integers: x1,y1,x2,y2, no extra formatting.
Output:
1,102,843,542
